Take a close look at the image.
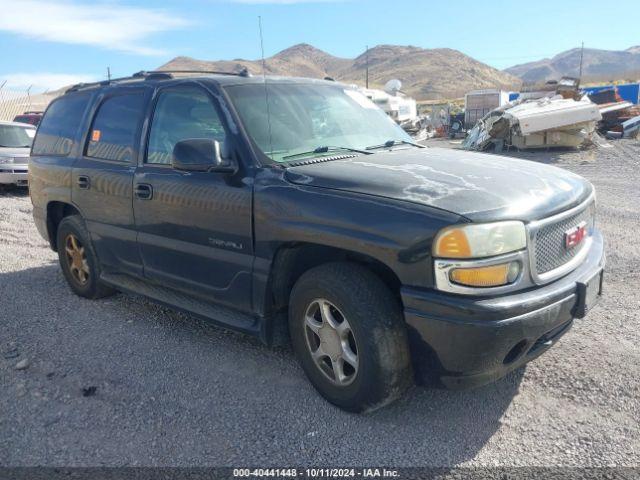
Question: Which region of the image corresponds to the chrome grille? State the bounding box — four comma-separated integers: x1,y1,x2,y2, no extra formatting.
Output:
534,202,595,275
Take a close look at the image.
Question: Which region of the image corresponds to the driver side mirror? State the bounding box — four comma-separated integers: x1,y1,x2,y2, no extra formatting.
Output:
172,138,236,173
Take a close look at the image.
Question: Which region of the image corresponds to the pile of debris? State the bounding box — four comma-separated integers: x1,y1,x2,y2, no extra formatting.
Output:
462,95,602,151
588,88,640,139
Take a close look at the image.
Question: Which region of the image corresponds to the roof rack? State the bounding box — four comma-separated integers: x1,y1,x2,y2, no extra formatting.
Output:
66,71,147,92
152,68,252,78
65,68,251,93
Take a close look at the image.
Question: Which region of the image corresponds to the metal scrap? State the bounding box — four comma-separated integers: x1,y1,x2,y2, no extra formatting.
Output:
463,95,602,151
588,86,640,139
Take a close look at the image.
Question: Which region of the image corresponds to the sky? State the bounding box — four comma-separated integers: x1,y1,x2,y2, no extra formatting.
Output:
0,0,638,92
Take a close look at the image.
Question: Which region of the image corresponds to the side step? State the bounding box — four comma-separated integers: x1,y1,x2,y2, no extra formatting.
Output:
100,272,263,338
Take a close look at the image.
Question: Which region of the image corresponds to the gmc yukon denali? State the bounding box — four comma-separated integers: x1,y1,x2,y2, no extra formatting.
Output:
29,72,605,412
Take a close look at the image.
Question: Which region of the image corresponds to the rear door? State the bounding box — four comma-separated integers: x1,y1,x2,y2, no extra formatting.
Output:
133,83,254,311
72,86,151,277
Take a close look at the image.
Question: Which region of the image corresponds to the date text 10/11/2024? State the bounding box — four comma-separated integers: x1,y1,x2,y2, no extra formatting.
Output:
233,468,400,478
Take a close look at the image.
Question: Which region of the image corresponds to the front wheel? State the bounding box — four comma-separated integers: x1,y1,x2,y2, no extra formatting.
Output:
289,262,412,412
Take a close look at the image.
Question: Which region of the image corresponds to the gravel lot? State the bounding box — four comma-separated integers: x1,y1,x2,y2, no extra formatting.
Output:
1,140,638,468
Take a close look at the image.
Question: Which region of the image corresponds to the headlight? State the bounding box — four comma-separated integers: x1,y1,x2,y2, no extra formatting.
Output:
433,221,527,259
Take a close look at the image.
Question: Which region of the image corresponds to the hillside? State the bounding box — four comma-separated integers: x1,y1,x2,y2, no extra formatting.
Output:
158,43,520,100
505,46,640,84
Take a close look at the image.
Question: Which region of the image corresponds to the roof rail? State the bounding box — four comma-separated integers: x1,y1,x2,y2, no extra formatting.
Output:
65,67,251,93
65,71,150,93
150,68,252,78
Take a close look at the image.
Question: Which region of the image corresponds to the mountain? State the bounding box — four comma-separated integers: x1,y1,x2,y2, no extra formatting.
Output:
340,45,519,99
505,46,640,84
158,43,520,100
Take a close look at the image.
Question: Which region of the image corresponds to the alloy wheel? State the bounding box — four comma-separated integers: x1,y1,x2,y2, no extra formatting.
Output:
303,299,359,386
64,233,90,285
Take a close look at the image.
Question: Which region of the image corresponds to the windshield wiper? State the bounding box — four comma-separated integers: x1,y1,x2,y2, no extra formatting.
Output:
282,145,372,161
365,139,425,150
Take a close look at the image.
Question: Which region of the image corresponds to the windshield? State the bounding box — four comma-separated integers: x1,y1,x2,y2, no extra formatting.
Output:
0,124,35,148
224,83,412,162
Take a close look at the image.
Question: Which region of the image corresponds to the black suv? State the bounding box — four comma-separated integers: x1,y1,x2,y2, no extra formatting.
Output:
29,71,605,412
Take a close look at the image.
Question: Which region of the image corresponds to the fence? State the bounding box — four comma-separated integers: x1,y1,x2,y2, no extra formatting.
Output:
0,82,62,122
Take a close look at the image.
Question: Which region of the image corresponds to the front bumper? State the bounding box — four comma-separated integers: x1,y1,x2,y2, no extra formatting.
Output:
402,230,605,389
0,166,28,185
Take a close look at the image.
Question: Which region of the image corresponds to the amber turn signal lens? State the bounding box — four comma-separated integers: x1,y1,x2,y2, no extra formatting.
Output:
433,228,471,258
450,262,520,288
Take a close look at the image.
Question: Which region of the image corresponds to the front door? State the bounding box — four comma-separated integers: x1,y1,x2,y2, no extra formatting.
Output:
72,87,151,277
133,84,254,312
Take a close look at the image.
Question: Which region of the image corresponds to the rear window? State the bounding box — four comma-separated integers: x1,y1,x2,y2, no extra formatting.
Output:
32,93,91,156
86,93,146,163
13,115,37,125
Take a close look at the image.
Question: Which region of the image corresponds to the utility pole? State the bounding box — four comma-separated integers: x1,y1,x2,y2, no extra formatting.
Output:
578,41,584,85
365,45,369,89
107,67,111,81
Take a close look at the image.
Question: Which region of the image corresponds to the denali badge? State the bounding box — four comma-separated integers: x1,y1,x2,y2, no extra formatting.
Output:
564,221,587,249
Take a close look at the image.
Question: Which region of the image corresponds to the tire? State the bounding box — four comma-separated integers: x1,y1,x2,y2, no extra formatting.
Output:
56,215,115,299
288,262,412,412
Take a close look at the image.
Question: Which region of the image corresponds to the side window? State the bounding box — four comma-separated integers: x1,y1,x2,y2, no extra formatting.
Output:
86,93,146,162
146,88,226,165
32,93,91,156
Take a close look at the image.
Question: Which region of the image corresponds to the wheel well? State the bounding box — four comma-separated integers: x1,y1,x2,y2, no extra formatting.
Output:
267,243,402,316
264,243,403,346
46,202,81,251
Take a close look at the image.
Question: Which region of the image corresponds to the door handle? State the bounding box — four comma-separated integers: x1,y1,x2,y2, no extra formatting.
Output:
77,175,90,190
134,183,153,200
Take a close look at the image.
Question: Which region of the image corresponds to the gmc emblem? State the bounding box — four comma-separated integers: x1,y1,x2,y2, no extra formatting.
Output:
564,221,587,249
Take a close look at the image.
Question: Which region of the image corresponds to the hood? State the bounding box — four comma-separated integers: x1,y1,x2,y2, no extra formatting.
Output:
0,147,30,165
284,147,592,222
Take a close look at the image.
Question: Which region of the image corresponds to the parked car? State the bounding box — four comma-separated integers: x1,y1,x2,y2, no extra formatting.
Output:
0,120,35,187
13,111,43,127
29,72,605,412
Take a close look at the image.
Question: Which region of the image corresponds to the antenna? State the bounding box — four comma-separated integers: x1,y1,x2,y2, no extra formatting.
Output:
258,16,273,160
365,45,369,89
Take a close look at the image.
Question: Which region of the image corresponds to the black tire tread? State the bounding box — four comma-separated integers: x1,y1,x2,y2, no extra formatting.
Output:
289,262,412,412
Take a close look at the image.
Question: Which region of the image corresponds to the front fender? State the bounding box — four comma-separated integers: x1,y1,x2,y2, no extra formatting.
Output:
253,168,463,290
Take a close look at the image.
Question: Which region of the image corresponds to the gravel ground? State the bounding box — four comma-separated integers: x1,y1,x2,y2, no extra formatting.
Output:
0,140,638,468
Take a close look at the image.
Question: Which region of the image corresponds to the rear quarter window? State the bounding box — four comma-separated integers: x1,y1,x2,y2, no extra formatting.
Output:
32,93,91,156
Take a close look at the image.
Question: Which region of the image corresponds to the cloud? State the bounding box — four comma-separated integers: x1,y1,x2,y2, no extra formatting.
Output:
1,73,97,92
0,0,189,56
229,0,341,3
